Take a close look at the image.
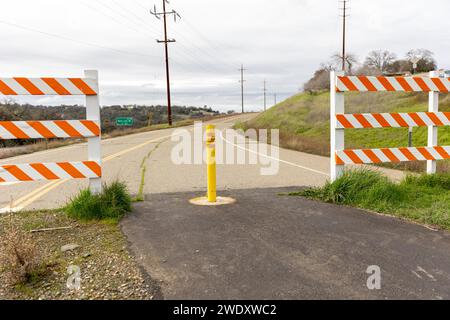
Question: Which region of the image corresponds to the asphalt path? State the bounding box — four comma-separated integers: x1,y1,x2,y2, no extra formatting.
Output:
123,188,450,300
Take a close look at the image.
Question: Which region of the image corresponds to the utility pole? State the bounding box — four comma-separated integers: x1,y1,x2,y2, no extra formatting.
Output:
339,0,350,72
263,80,267,111
239,65,246,114
150,0,181,126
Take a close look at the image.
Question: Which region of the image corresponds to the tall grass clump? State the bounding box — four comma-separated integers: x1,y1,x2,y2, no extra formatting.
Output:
300,169,406,211
65,181,132,221
296,169,450,229
0,216,42,286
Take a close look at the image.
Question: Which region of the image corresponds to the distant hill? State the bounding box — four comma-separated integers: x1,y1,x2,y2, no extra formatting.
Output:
0,103,221,147
237,91,450,173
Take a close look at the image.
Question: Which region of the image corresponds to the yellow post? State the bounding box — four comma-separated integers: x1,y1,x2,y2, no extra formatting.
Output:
189,124,235,206
206,124,217,202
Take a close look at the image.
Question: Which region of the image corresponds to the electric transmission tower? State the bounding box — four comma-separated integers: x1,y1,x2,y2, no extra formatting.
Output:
339,0,350,72
239,65,246,113
150,0,181,126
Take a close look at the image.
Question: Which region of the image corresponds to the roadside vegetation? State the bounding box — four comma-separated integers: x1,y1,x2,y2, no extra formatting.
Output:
236,87,450,173
236,47,450,173
0,181,158,299
65,181,132,222
293,169,450,230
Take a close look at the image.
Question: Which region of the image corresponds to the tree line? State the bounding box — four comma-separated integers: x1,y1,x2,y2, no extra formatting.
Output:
303,48,438,92
0,100,219,147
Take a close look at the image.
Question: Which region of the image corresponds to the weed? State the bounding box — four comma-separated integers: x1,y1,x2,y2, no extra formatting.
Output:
0,215,42,286
65,181,132,221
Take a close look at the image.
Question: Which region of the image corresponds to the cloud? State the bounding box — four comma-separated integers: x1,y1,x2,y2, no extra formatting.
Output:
0,0,449,112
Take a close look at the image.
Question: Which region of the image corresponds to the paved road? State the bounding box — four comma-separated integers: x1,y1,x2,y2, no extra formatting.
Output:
0,113,406,212
123,188,450,300
0,113,403,212
0,114,248,211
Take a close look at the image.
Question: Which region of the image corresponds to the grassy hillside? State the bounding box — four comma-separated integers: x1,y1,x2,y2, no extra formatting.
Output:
237,91,450,173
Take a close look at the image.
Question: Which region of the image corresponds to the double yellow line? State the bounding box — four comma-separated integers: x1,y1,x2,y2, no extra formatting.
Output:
1,133,174,213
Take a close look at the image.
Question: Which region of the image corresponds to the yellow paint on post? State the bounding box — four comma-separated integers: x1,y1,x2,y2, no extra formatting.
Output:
206,124,217,202
190,124,235,207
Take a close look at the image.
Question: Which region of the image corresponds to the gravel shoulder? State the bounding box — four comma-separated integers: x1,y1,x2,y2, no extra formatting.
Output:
0,210,162,300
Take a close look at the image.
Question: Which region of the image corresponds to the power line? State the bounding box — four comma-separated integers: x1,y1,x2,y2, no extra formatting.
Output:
174,19,240,70
80,0,149,36
0,19,158,59
151,0,181,126
182,18,241,67
80,1,228,79
107,0,233,75
111,0,239,75
96,0,158,37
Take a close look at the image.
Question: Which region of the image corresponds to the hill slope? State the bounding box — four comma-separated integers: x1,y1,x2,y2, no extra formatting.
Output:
237,91,450,173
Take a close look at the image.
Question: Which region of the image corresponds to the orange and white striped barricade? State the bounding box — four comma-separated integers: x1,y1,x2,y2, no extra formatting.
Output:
330,70,449,181
0,70,102,193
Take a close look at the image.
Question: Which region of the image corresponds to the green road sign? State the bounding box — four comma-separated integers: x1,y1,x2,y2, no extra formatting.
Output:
116,117,134,127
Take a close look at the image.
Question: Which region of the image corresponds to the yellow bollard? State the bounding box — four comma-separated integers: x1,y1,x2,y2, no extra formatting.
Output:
189,124,235,206
206,124,217,202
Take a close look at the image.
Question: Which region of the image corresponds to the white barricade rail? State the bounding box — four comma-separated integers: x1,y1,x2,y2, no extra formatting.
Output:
0,70,102,193
330,71,449,181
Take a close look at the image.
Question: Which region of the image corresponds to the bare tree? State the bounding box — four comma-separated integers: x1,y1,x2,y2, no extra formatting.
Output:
303,68,331,93
364,50,397,73
405,49,437,73
331,53,358,74
303,53,358,92
354,65,383,76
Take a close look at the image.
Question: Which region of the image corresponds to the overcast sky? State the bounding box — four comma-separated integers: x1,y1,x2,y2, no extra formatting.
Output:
0,0,449,112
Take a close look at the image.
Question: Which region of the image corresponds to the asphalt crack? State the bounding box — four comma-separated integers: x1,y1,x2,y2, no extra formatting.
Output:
133,139,167,202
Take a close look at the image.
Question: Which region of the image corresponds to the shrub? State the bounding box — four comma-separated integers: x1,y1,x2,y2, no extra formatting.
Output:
65,181,132,221
0,218,41,286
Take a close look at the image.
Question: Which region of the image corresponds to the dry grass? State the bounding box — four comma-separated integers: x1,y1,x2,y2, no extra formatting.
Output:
279,132,329,156
0,140,79,160
0,210,160,300
0,215,42,286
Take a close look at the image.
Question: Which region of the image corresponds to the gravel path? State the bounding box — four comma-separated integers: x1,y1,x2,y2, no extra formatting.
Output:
0,210,162,300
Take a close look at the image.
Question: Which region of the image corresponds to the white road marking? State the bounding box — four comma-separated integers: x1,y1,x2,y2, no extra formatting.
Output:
218,131,329,176
0,181,21,186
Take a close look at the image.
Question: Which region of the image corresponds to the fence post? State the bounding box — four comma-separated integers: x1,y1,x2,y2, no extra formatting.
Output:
330,70,345,182
427,70,440,174
85,70,102,194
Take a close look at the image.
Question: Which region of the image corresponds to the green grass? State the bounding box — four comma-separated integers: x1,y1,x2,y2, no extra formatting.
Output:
293,169,450,229
239,91,450,172
65,181,132,221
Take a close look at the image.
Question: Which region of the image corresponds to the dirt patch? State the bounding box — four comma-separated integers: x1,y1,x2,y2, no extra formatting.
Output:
0,210,162,300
